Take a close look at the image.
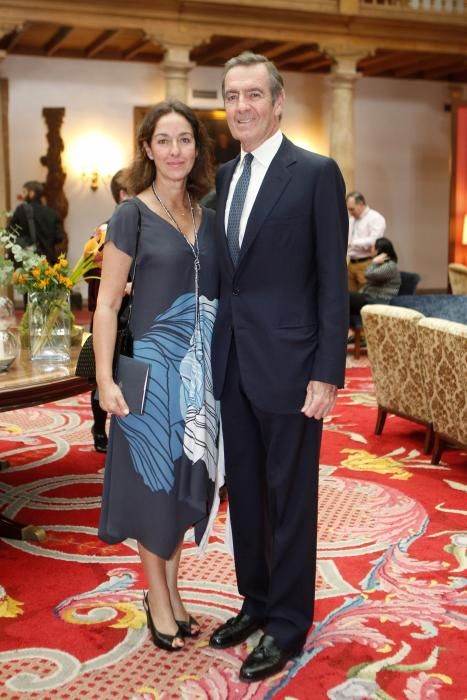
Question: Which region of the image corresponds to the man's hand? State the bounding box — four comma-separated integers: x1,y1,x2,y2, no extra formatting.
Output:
301,380,337,420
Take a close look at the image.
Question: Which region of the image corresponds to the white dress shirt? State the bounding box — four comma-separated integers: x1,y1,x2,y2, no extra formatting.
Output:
348,206,386,259
225,130,283,246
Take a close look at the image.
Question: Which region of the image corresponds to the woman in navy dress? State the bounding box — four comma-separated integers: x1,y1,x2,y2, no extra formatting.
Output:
93,102,220,651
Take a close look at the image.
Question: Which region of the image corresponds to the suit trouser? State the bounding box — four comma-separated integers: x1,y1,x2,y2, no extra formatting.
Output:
348,259,371,291
220,340,322,652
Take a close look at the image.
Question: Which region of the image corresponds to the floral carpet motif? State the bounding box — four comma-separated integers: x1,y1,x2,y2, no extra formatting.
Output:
0,367,466,699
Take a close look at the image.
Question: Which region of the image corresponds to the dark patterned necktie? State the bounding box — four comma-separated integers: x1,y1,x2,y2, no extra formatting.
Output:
226,152,253,266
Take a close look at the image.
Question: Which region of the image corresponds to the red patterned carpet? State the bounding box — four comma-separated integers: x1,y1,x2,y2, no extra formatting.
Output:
0,366,466,699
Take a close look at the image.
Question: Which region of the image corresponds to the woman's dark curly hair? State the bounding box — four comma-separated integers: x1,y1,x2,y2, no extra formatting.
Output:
124,101,214,201
375,236,398,263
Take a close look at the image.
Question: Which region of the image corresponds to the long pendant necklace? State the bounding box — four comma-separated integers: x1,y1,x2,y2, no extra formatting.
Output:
151,182,202,361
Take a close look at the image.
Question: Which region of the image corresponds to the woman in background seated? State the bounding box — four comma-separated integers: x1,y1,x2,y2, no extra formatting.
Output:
349,236,401,314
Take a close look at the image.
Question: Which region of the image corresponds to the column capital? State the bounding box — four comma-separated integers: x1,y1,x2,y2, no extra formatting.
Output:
0,22,23,43
145,21,212,56
161,44,196,72
322,44,372,79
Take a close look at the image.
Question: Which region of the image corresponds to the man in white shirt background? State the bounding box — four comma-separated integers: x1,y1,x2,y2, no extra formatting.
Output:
346,191,386,291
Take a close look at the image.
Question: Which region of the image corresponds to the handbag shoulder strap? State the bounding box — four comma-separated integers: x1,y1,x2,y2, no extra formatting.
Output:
120,199,142,331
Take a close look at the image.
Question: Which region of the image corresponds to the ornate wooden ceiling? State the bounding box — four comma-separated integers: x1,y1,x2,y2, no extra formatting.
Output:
0,0,466,82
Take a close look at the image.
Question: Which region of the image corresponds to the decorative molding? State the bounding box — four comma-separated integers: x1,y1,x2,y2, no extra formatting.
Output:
40,107,68,255
1,2,466,56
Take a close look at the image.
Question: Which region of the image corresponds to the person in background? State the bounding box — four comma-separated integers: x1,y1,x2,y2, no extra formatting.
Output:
349,236,401,314
346,191,385,292
209,52,348,683
10,180,64,265
85,170,129,453
93,101,221,652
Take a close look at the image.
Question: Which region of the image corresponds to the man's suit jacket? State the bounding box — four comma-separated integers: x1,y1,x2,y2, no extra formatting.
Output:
211,135,349,413
11,200,64,265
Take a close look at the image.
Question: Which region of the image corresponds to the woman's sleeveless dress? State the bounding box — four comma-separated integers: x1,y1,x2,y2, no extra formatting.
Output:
98,198,220,559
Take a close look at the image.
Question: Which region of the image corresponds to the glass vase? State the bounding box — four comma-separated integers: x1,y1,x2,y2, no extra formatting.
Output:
0,329,18,371
28,289,71,362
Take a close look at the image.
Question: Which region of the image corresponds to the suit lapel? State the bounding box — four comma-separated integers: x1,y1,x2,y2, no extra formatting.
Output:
237,137,296,269
216,156,239,273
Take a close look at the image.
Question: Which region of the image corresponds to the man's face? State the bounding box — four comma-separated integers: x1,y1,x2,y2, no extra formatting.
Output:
223,63,284,152
347,197,365,219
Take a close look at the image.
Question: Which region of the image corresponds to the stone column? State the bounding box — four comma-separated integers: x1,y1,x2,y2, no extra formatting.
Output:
161,43,195,102
324,46,370,191
145,23,212,103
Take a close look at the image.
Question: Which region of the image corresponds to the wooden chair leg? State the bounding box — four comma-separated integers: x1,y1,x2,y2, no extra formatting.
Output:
354,328,361,359
431,433,444,465
375,406,387,435
424,424,434,454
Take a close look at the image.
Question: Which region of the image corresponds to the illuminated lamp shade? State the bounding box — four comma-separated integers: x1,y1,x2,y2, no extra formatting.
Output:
463,214,467,245
67,132,124,192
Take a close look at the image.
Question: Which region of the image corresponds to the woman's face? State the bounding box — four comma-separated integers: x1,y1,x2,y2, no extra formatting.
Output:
144,112,197,185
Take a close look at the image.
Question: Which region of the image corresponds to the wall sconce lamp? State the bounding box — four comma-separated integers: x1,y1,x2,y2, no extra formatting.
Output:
463,214,467,246
82,171,107,192
67,132,125,193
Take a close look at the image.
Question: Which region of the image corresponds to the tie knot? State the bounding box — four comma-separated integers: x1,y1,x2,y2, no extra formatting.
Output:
243,152,253,168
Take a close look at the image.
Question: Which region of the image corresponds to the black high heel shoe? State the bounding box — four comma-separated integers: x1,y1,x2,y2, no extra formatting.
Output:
91,427,108,453
176,615,201,638
143,592,185,652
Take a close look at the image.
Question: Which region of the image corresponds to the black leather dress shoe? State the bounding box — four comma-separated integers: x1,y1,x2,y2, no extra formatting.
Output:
209,612,259,649
239,634,298,683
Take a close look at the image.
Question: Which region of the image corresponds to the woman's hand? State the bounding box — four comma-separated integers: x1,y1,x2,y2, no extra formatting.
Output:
98,379,129,417
372,252,389,265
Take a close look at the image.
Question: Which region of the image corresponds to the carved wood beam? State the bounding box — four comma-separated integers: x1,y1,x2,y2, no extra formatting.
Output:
123,38,158,60
193,37,259,64
301,56,333,72
394,53,464,78
360,51,423,75
85,28,118,58
262,41,302,60
44,26,73,56
2,24,27,51
0,21,25,42
279,48,322,69
427,59,467,80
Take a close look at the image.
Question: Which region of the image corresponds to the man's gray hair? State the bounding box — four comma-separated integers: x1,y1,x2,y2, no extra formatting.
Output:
222,51,284,103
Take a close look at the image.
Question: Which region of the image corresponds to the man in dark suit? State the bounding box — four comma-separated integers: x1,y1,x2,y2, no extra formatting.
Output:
10,180,63,265
209,52,349,683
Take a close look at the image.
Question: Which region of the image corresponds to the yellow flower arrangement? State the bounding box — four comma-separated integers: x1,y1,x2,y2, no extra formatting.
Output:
0,225,106,295
0,224,106,358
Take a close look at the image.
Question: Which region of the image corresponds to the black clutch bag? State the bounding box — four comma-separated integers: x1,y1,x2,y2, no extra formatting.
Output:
75,326,133,379
75,202,140,380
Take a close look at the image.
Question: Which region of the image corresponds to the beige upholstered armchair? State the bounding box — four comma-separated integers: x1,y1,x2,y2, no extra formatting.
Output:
417,317,467,464
448,263,467,295
361,304,433,452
